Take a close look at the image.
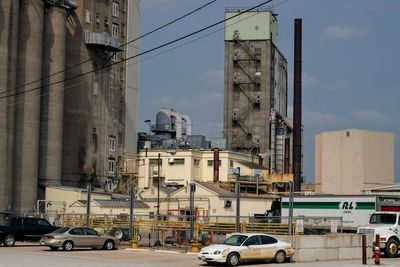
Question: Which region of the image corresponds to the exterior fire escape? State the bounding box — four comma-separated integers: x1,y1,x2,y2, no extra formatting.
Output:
231,30,261,153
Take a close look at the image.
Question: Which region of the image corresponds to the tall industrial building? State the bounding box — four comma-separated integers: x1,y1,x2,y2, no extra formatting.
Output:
315,129,395,194
223,9,291,173
0,0,140,220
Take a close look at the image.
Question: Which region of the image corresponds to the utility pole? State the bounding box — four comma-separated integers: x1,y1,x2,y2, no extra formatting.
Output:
86,184,91,227
189,183,195,241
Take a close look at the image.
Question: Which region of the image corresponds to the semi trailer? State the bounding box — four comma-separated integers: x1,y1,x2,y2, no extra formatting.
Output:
256,195,400,233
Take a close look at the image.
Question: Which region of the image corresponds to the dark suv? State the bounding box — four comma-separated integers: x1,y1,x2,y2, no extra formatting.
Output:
0,217,58,246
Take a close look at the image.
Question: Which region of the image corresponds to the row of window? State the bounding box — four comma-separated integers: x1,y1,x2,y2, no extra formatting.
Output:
107,158,231,175
85,1,121,38
147,159,223,167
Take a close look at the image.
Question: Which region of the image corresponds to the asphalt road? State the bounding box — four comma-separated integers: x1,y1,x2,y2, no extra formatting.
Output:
0,243,399,267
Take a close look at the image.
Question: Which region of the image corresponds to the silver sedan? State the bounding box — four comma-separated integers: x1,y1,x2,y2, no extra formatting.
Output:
40,227,120,251
198,233,294,266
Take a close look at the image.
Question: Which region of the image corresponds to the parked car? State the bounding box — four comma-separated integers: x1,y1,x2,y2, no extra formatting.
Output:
0,217,58,247
198,233,294,266
39,227,120,251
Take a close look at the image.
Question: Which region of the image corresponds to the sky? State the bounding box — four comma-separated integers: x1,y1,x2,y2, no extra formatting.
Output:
138,0,400,183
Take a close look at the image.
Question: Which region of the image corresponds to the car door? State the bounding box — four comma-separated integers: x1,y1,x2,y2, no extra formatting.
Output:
36,219,53,236
23,218,41,241
259,235,279,260
241,235,262,260
84,228,103,247
68,228,86,247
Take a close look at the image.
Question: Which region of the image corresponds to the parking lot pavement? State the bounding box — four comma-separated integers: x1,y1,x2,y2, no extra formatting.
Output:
0,243,399,267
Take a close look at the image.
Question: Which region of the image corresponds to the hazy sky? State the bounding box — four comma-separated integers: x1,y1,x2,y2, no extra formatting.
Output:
138,0,400,183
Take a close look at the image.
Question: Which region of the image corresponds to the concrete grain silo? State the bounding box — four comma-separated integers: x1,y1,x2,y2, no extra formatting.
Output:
39,4,68,187
0,0,19,222
13,0,44,214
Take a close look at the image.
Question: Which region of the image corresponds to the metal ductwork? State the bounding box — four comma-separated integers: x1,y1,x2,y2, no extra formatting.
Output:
156,109,183,139
180,113,192,136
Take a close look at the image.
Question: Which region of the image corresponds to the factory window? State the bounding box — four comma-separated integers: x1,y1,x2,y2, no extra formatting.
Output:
121,23,125,38
207,160,221,167
174,159,185,165
119,108,123,123
112,2,119,17
193,159,200,166
85,9,91,23
95,13,100,25
108,158,115,174
150,159,162,165
104,16,109,31
118,132,123,145
109,136,116,152
112,23,119,38
92,133,98,153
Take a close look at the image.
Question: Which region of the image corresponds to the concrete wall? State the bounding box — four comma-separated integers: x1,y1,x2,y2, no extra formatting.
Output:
225,11,277,44
125,0,140,154
315,129,395,194
0,0,19,223
63,0,129,187
45,186,110,214
279,234,373,262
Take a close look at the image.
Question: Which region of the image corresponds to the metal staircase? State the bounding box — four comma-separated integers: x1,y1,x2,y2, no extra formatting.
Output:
231,30,261,151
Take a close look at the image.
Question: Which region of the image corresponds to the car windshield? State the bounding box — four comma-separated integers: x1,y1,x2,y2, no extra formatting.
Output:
369,214,397,224
223,235,248,246
53,227,70,233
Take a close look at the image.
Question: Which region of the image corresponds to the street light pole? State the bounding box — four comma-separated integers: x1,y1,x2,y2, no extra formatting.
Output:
156,152,161,249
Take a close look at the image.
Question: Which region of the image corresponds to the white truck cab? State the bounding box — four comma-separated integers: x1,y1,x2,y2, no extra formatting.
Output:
357,212,400,258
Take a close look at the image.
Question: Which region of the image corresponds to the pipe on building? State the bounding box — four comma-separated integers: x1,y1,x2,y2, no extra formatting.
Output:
213,148,219,183
39,5,68,187
0,0,19,222
13,0,45,214
158,108,183,139
180,113,192,136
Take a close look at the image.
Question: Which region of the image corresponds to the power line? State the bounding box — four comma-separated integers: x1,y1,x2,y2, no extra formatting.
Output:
0,0,217,96
2,1,284,110
0,0,274,101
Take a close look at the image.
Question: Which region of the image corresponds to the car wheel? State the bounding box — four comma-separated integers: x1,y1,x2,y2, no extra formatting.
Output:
103,239,115,250
226,252,240,266
62,240,74,251
384,239,399,258
50,246,59,251
3,235,16,247
275,250,286,263
113,228,124,240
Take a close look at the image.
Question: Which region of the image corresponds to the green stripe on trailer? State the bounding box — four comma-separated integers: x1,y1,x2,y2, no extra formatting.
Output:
355,202,376,210
282,201,376,210
282,202,340,209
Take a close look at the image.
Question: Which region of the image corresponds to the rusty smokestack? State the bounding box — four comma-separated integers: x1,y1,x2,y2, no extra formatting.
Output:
293,18,302,192
213,148,219,183
284,138,290,174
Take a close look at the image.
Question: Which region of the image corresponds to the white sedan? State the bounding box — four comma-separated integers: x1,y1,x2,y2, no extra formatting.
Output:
197,233,294,266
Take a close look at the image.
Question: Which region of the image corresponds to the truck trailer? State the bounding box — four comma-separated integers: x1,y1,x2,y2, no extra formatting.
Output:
260,195,400,233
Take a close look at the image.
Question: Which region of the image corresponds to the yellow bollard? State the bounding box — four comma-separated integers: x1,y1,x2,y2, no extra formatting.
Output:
130,239,139,249
190,241,200,253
